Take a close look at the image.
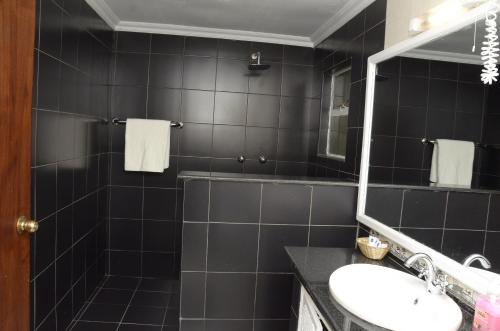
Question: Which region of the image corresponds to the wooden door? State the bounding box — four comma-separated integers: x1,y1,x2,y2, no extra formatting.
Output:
0,0,37,330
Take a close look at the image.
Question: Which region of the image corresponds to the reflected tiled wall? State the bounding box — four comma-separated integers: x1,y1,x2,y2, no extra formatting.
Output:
482,83,500,188
107,33,323,279
311,0,387,180
366,186,500,273
180,179,359,330
370,57,488,186
30,0,113,330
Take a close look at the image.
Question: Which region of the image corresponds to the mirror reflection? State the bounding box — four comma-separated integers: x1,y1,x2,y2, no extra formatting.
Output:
318,64,352,161
365,14,500,281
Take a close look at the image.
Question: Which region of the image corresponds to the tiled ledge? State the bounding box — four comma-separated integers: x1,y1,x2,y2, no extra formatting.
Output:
178,171,358,187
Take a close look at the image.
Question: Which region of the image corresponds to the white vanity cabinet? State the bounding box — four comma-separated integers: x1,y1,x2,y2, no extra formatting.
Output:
297,286,334,331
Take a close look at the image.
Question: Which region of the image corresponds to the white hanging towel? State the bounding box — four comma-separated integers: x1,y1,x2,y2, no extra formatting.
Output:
429,139,474,187
124,118,170,173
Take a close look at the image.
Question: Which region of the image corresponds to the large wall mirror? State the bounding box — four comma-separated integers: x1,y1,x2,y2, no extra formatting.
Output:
358,1,500,295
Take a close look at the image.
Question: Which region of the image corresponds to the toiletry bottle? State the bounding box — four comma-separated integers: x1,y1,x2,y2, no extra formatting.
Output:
473,283,500,331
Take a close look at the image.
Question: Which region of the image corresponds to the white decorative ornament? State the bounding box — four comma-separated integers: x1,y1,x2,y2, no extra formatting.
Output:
480,1,500,85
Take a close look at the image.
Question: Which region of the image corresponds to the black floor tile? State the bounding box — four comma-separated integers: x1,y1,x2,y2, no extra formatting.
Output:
93,288,135,305
81,303,127,322
72,321,119,331
71,277,180,331
131,291,171,307
103,276,141,290
163,309,179,326
118,324,163,331
170,281,180,293
138,278,174,292
122,305,166,325
168,293,180,309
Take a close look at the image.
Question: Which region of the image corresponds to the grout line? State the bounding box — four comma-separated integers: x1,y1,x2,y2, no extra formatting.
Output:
183,220,355,227
390,58,402,183
181,270,294,275
207,57,218,172
273,47,286,176
419,60,432,184
68,276,107,330
440,192,450,252
203,180,211,318
32,220,106,281
108,44,118,277
114,279,142,331
33,185,107,224
178,181,187,320
398,190,405,228
107,249,177,254
306,185,314,246
251,183,264,331
39,273,101,331
399,226,490,231
451,65,461,138
53,162,60,329
482,194,492,255
159,292,172,328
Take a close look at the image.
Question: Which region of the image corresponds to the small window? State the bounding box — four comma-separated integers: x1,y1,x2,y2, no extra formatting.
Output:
318,66,351,161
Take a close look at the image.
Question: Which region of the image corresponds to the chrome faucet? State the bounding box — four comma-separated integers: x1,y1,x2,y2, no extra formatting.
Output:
405,253,448,295
463,254,492,269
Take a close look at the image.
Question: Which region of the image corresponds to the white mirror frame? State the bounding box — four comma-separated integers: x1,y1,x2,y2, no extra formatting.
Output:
357,1,498,295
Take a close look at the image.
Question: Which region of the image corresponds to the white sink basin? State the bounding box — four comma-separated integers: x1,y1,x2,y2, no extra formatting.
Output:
329,264,462,331
469,267,500,283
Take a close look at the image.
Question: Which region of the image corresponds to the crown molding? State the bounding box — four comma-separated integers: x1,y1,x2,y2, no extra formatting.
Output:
116,21,314,47
403,49,482,65
85,0,374,48
85,0,119,28
310,0,376,46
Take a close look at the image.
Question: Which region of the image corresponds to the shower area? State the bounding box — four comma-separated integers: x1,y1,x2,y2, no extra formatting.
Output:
30,0,331,329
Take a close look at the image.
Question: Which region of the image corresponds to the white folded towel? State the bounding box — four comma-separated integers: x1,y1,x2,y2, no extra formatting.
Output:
430,139,474,187
124,118,170,173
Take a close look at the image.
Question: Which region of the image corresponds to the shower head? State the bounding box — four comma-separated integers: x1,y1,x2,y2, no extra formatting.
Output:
248,52,271,71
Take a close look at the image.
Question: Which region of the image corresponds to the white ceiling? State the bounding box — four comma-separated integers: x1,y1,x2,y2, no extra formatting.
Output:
85,0,376,47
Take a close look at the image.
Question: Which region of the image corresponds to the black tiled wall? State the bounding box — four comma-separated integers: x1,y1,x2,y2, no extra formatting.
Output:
180,179,359,330
366,186,500,273
107,33,323,279
481,83,500,188
370,57,489,186
311,0,387,180
31,0,113,330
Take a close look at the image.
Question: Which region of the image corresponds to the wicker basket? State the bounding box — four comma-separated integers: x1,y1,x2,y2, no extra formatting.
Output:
357,237,390,260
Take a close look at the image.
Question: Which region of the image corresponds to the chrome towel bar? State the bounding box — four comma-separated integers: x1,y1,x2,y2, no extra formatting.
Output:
111,117,183,128
421,138,487,149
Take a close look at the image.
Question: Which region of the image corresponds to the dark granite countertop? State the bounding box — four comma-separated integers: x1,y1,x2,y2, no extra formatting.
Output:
178,171,357,187
285,247,473,331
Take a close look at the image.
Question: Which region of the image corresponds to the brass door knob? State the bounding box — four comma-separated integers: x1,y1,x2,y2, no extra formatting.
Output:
16,216,39,234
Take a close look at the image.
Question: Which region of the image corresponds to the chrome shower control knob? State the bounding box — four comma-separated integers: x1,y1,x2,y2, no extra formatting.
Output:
237,155,246,163
258,155,267,164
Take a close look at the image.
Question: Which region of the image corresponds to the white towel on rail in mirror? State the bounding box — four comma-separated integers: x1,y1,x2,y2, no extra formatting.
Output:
429,139,474,188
